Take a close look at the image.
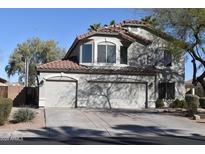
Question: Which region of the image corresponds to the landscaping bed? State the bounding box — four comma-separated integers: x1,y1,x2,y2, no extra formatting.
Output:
151,108,205,122
0,107,45,130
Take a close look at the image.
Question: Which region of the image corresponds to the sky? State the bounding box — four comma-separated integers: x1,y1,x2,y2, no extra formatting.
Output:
0,8,194,82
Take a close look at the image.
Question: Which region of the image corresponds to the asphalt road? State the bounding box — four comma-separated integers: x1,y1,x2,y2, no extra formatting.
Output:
1,136,205,145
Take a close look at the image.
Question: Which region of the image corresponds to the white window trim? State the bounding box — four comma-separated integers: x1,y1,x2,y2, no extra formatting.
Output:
97,41,116,64
80,42,94,64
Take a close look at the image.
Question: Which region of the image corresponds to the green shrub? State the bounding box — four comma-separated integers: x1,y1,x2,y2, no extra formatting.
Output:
170,99,187,108
0,97,13,125
13,108,36,123
185,94,199,106
182,101,188,109
185,94,199,116
170,99,181,108
199,97,205,109
187,101,198,116
155,99,164,108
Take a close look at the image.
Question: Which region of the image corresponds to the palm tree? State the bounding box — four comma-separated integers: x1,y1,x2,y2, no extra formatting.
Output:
104,20,116,27
109,20,116,25
88,23,101,32
141,16,157,26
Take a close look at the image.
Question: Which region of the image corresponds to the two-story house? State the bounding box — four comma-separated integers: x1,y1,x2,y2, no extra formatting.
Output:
37,19,185,109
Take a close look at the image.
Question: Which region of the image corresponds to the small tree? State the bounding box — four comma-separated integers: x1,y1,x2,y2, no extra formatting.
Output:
143,9,205,91
5,37,66,86
141,15,157,26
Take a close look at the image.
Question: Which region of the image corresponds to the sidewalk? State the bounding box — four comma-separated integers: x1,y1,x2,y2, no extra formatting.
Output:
0,128,49,139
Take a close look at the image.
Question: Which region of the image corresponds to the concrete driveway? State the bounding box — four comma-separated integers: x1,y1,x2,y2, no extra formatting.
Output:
44,108,205,138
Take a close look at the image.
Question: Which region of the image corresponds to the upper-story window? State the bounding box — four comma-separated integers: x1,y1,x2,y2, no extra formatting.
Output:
164,51,172,67
82,44,93,63
120,46,128,64
97,42,116,63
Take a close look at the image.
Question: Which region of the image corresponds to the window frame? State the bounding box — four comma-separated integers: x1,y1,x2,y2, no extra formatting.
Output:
120,46,128,64
158,82,175,99
164,51,173,67
97,42,116,64
81,43,93,63
97,44,107,63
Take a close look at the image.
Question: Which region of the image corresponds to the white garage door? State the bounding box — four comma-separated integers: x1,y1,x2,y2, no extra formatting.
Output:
88,82,147,109
45,81,76,107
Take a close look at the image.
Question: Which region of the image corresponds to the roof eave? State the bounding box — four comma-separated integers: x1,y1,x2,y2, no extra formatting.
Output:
63,38,79,60
37,68,159,76
0,78,7,83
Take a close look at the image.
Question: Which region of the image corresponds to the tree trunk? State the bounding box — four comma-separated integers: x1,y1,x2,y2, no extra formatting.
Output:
191,59,197,86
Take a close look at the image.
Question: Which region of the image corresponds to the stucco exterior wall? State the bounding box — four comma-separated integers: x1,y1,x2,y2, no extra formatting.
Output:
129,27,155,40
38,70,185,109
39,72,159,108
127,29,185,101
69,43,81,63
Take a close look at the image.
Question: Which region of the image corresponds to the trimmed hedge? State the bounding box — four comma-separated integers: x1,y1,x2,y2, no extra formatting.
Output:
187,101,198,116
199,97,205,109
185,94,199,106
185,94,199,116
0,97,13,125
170,99,187,108
155,99,164,108
13,108,36,123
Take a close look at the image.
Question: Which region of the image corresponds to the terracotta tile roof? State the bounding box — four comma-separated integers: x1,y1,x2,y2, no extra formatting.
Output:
64,20,153,59
121,19,148,26
0,77,7,83
77,24,152,44
37,60,160,75
37,60,88,71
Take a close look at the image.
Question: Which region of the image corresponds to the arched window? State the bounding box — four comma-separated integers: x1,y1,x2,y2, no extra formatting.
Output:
97,42,116,63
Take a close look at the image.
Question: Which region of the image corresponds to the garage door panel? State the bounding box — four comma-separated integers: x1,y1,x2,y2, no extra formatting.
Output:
45,81,76,107
88,82,146,109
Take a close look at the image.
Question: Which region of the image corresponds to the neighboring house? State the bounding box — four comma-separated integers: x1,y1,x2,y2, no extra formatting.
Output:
0,77,7,98
37,19,185,109
185,79,205,97
0,77,7,86
0,78,25,101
